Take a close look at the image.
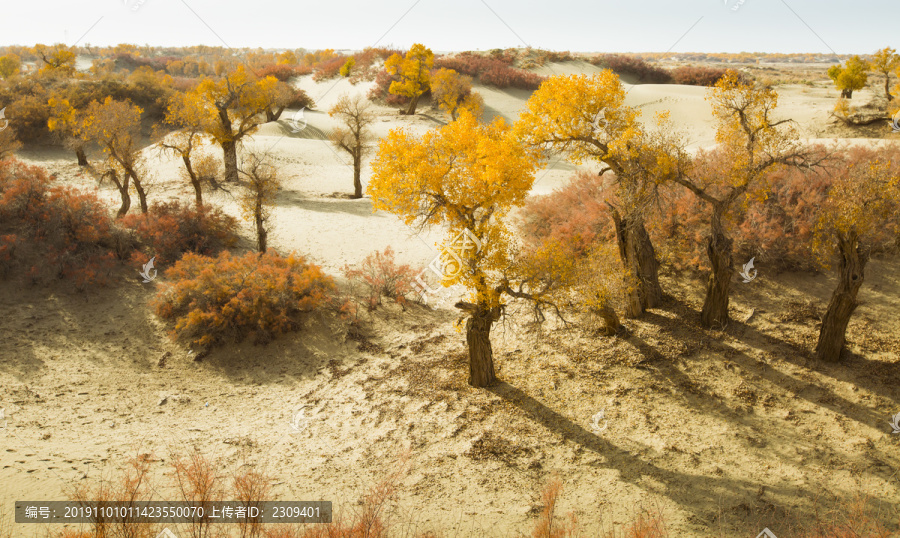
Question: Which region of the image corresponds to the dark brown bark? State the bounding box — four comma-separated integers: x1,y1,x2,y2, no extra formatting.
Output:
182,154,203,206
610,209,663,318
222,139,239,184
107,169,131,218
75,147,88,166
815,233,867,362
405,94,422,116
701,211,734,328
841,89,853,99
885,77,893,101
255,201,267,253
465,306,501,387
352,152,363,199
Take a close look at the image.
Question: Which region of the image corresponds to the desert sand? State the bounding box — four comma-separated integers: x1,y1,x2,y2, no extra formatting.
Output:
2,62,899,536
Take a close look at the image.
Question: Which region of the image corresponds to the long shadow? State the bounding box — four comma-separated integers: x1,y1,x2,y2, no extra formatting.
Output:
486,381,806,524
634,295,890,431
274,193,375,217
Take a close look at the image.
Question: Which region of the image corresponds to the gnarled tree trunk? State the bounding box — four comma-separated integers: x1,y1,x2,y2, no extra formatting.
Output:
462,305,501,387
222,139,239,184
405,94,422,116
701,211,734,328
610,208,663,318
106,169,131,218
352,152,363,199
255,200,267,253
75,147,88,167
816,233,867,362
182,154,203,206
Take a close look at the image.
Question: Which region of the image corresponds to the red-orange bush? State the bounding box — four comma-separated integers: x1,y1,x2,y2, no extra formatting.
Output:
343,246,418,310
670,65,729,86
256,63,312,81
368,67,408,106
434,52,546,89
153,251,334,347
312,55,348,82
120,200,238,267
0,158,125,288
518,171,615,256
590,54,671,83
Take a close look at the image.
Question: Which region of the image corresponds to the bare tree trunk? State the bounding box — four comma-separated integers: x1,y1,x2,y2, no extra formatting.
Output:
182,154,203,206
405,94,421,116
255,202,267,253
352,152,363,199
610,209,663,318
816,233,867,362
701,211,733,328
886,77,893,101
465,306,501,387
222,140,239,184
107,169,131,218
132,177,149,214
75,147,88,166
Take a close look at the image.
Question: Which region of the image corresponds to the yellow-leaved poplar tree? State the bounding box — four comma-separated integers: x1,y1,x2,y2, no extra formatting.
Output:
868,47,899,100
812,148,900,362
368,110,541,387
78,97,149,217
384,43,434,116
329,94,376,199
47,96,88,166
188,65,278,183
515,72,687,318
672,72,824,328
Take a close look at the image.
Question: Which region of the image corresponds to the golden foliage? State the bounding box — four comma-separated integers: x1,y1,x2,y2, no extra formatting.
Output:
384,43,434,102
369,109,540,306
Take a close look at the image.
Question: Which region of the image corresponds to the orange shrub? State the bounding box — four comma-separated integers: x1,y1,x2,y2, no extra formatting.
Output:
256,63,312,81
342,246,418,310
120,200,238,267
670,65,729,86
153,251,335,347
435,52,545,89
0,158,125,288
312,55,348,81
589,54,671,83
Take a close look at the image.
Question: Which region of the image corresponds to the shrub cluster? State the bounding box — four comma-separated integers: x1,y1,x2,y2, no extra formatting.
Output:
367,67,408,106
343,246,418,310
119,201,238,268
0,158,128,288
590,54,672,83
255,63,312,81
670,65,730,86
312,55,349,82
153,251,334,348
434,52,545,89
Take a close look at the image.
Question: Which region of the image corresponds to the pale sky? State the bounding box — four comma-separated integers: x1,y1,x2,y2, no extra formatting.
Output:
4,0,896,54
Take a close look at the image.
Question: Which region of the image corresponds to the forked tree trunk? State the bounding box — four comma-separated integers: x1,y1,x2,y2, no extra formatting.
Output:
75,147,88,166
465,306,501,387
352,152,363,199
841,89,853,99
610,209,663,318
815,233,868,362
132,177,149,214
701,211,734,328
885,77,893,101
182,154,203,206
108,169,131,218
222,139,239,184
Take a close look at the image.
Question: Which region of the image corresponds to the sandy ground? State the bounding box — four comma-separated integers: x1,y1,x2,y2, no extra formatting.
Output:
2,63,900,536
